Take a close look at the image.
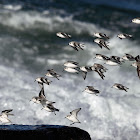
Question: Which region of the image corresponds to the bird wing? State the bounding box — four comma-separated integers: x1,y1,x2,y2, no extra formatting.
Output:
86,86,94,90
117,84,125,90
102,55,110,60
95,69,105,80
2,109,13,114
70,108,81,117
82,72,87,80
125,54,134,59
135,55,140,62
39,87,46,98
71,46,79,51
67,61,78,65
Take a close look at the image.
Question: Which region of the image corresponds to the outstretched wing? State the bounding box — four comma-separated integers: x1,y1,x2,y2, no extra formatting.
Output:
82,72,87,80
2,109,13,114
39,87,46,98
70,108,81,117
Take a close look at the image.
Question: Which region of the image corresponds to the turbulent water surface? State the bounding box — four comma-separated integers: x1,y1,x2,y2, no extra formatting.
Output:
0,0,140,139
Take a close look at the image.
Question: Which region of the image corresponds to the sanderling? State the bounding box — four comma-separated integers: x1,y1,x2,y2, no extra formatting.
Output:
95,54,110,61
65,108,81,125
122,53,135,61
64,67,79,74
112,83,129,92
30,87,55,105
0,109,14,124
132,18,140,24
35,77,52,88
64,61,79,68
93,32,109,39
42,103,59,115
94,38,110,50
91,63,108,72
80,66,92,80
83,86,100,95
45,69,61,80
69,41,85,51
117,33,132,39
56,32,71,38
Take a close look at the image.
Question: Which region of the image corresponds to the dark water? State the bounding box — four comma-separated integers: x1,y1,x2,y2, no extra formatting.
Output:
0,0,140,140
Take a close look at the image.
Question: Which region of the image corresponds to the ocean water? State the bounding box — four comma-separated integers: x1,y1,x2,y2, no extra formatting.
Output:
0,0,140,139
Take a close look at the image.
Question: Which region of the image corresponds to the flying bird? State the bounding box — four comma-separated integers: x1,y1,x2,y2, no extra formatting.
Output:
112,83,129,92
30,87,55,105
122,53,135,61
56,32,71,38
69,41,85,51
45,69,61,80
83,86,100,96
132,18,140,24
94,38,110,50
0,109,14,124
117,33,132,39
35,77,52,88
93,32,109,39
65,108,81,125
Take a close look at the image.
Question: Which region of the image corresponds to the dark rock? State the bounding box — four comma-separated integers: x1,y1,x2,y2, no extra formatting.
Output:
0,125,91,140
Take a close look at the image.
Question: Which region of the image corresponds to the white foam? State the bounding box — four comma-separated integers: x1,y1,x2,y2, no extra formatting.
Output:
3,4,22,11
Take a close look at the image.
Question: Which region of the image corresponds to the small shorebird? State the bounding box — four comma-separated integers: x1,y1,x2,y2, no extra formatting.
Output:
112,83,129,92
41,103,59,115
93,32,109,39
65,108,81,125
117,33,132,39
56,32,71,38
45,69,61,80
122,53,135,61
83,86,100,95
69,41,85,51
94,38,110,50
132,18,140,24
0,109,14,124
30,87,55,105
91,63,108,73
95,54,110,61
35,77,52,88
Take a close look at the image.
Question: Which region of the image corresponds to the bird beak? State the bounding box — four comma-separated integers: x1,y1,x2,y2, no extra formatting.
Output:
82,90,85,92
